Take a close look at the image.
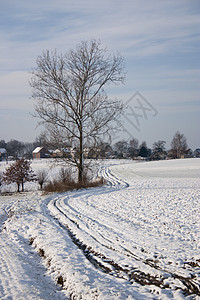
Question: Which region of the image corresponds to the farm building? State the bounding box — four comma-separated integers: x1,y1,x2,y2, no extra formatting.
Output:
32,147,50,159
194,149,200,158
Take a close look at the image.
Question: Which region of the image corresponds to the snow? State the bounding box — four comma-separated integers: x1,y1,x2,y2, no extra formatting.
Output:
0,158,200,299
32,147,43,154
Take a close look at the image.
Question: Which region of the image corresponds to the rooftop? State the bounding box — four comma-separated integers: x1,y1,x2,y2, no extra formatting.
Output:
32,147,43,154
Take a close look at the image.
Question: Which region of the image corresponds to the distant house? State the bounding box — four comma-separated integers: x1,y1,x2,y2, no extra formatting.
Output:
181,149,194,158
194,149,200,158
55,149,64,158
0,148,7,160
49,149,63,158
32,147,50,159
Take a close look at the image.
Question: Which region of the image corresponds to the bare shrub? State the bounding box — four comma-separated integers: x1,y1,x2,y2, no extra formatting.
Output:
59,167,73,184
84,177,105,188
44,168,76,193
44,168,104,193
36,169,48,190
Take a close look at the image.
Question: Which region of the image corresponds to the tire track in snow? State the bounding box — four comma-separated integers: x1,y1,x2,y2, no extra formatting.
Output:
0,209,66,299
48,167,132,281
48,167,200,297
0,233,40,299
98,167,129,188
51,196,200,296
49,170,157,280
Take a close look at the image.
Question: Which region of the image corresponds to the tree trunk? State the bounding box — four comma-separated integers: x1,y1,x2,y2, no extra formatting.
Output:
78,127,83,187
17,183,20,192
21,180,24,192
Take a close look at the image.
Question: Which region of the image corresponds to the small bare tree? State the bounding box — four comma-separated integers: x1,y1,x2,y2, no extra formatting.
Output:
30,40,125,185
114,140,128,158
36,170,48,190
151,140,166,160
129,138,139,150
3,159,36,192
171,131,188,158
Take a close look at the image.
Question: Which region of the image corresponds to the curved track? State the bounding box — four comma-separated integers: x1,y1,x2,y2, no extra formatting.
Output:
48,167,200,297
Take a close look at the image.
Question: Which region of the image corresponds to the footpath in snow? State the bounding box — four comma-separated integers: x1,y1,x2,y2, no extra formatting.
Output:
0,193,66,299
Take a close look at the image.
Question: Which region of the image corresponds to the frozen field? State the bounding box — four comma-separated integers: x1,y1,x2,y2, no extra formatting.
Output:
0,158,199,299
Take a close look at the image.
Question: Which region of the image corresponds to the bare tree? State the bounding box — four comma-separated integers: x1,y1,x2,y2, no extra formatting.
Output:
30,40,125,185
129,138,139,150
3,159,36,192
6,139,25,159
170,131,188,158
151,140,166,160
129,138,139,158
114,140,128,158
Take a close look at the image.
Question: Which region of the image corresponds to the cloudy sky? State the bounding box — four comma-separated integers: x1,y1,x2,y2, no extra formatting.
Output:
0,0,199,149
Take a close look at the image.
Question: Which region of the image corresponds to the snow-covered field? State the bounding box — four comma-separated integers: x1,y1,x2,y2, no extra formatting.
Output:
0,158,199,299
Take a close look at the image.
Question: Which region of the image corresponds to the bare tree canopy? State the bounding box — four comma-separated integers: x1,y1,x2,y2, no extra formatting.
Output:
30,40,125,184
152,140,166,160
152,140,166,152
171,131,188,158
129,138,139,150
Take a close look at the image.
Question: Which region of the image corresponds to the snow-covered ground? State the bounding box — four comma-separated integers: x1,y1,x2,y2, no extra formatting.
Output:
0,158,199,299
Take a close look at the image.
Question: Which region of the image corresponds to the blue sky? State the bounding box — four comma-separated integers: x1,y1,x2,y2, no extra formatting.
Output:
0,0,200,149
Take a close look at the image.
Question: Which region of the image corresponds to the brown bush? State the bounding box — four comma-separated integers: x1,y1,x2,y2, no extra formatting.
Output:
44,168,105,193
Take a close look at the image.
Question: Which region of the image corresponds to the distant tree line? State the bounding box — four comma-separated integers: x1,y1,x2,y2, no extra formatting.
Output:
0,131,194,194
0,131,193,161
112,131,191,160
86,131,191,160
111,139,166,160
0,134,49,160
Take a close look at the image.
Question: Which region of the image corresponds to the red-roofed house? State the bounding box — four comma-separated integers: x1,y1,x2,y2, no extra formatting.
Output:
32,147,50,159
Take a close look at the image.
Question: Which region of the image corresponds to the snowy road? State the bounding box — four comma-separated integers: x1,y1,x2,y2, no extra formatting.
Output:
0,158,200,299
